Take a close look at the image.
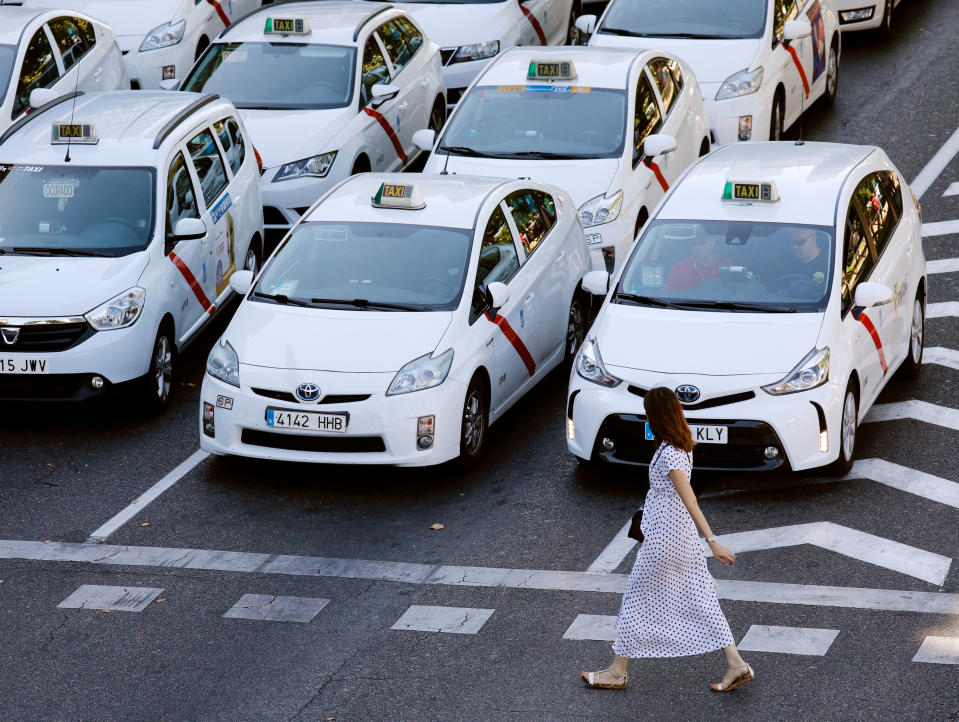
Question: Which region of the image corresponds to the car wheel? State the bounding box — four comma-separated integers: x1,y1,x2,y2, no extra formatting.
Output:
823,43,839,106
831,383,858,474
769,91,784,141
459,376,489,466
428,101,445,133
876,0,893,41
243,241,260,277
900,293,924,378
566,294,586,366
140,325,174,414
351,156,370,175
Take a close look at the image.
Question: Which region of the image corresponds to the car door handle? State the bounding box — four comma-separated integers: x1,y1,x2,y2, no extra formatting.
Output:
525,293,535,304
398,101,409,110
93,67,103,78
420,78,430,87
555,250,565,262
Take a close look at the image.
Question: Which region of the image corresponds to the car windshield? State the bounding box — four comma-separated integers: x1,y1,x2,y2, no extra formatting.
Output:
0,164,155,257
0,45,14,107
438,85,627,160
600,0,767,40
182,42,356,110
616,220,834,312
254,221,473,311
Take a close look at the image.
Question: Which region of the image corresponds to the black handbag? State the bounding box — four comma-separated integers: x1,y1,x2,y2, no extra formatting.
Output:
627,508,644,542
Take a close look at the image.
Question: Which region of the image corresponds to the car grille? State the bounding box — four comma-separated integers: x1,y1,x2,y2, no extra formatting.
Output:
263,206,288,225
251,388,371,405
1,322,93,352
627,385,756,410
241,429,385,453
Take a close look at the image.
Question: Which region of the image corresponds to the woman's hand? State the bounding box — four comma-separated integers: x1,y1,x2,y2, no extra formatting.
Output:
709,540,736,566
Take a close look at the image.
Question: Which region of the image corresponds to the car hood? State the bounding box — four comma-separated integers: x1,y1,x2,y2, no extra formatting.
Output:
0,252,149,317
424,155,620,207
238,107,354,169
52,0,175,38
591,35,760,85
230,302,454,372
395,1,512,47
596,304,824,375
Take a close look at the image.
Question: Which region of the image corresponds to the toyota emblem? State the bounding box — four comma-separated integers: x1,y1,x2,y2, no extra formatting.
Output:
675,385,700,403
295,383,321,402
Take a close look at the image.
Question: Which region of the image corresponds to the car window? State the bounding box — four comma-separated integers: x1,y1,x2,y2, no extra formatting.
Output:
647,58,679,115
633,72,662,165
505,190,556,257
395,17,423,55
471,205,520,320
773,0,799,43
13,28,60,118
853,173,901,259
77,17,96,47
48,17,93,72
360,35,389,106
167,151,200,250
377,19,413,75
599,0,767,40
841,205,877,316
186,129,229,206
213,118,246,175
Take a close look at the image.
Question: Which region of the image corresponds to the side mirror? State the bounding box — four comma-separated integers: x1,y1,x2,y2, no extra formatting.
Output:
783,18,812,42
853,281,893,317
29,88,59,108
229,270,254,296
575,14,597,36
412,128,436,152
582,270,610,296
643,133,678,158
371,83,400,106
484,281,510,315
172,217,207,241
159,78,180,91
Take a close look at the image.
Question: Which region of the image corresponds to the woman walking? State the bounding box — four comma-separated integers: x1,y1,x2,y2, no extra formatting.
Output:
581,386,755,692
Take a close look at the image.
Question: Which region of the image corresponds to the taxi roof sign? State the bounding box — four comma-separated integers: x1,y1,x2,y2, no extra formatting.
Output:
51,123,97,145
371,182,426,210
722,180,779,203
527,60,576,81
264,17,310,35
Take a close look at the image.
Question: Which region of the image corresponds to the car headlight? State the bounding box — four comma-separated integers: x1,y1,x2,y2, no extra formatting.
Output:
575,337,621,388
715,67,764,100
762,347,829,395
139,19,186,52
387,348,454,396
578,190,623,228
273,151,337,182
451,40,499,63
207,338,240,388
84,287,145,330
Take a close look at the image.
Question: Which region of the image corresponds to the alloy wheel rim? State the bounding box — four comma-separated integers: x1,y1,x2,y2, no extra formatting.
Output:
841,391,856,462
885,0,892,31
827,48,838,96
772,102,782,140
911,299,923,361
462,392,484,453
567,302,584,357
244,248,258,275
155,335,172,400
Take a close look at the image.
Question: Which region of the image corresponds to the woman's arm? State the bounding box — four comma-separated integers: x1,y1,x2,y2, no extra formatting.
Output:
669,468,736,566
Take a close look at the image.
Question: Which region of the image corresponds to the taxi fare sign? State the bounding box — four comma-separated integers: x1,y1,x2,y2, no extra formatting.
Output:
50,123,97,144
528,60,575,81
371,182,426,210
722,180,779,203
265,17,309,34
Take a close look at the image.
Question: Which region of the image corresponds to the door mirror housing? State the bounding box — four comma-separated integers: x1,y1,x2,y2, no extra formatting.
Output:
171,217,207,241
371,83,400,106
643,133,678,158
853,281,893,317
159,78,180,91
412,128,436,152
575,14,597,36
582,270,610,296
229,270,254,296
484,281,510,317
783,18,812,42
29,88,59,109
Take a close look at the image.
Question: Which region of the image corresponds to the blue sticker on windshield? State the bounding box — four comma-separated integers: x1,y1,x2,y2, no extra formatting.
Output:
210,193,232,225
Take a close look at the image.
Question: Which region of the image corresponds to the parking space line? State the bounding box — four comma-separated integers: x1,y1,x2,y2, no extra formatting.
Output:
911,126,959,199
585,519,634,573
865,399,959,432
849,458,959,509
86,449,209,544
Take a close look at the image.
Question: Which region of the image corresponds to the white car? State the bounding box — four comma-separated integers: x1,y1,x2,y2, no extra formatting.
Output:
836,0,900,37
418,46,711,273
180,1,447,251
200,173,592,466
582,0,841,146
0,5,128,137
0,90,263,409
567,142,926,473
392,0,576,109
20,0,265,89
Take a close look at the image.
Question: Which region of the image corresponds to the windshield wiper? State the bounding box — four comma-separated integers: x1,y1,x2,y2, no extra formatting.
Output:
613,292,683,309
640,32,726,39
437,145,498,158
236,105,291,110
598,26,645,37
311,297,422,311
9,246,111,257
252,291,312,307
499,151,591,160
669,300,797,313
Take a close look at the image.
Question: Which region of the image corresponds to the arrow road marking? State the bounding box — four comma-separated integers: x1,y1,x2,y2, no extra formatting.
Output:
944,182,959,198
865,399,959,432
848,458,959,509
924,346,959,371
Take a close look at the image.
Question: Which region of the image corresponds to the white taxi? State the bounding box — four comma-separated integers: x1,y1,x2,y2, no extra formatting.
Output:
20,0,265,90
0,90,263,409
180,1,446,251
582,0,841,146
418,47,710,273
200,174,592,466
391,0,576,109
567,142,926,473
0,5,128,137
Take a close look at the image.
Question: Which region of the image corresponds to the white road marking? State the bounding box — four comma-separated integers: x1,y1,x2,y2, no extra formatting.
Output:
927,301,959,318
5,539,958,615
921,220,959,237
86,449,209,544
944,182,959,198
391,605,495,634
912,636,959,664
586,519,634,573
563,614,616,641
911,126,959,199
737,625,840,656
924,346,959,372
927,257,959,274
849,458,959,509
57,584,163,612
223,594,330,623
865,399,959,432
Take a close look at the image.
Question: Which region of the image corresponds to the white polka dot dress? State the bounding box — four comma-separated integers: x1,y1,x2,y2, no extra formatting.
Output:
612,443,735,658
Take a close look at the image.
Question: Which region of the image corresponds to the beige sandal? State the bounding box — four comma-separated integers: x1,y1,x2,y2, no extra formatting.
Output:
710,663,755,692
581,668,628,690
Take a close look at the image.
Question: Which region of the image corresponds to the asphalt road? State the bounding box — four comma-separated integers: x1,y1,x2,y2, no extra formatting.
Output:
2,1,959,719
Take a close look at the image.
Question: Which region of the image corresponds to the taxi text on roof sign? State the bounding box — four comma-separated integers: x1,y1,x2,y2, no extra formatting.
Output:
264,17,310,35
527,60,576,81
50,123,98,145
371,182,426,210
722,180,780,203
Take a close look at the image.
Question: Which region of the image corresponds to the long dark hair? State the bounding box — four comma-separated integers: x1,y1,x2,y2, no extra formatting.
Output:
645,386,694,453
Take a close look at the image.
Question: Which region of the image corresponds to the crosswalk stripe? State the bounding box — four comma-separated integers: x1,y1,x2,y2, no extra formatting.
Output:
924,346,959,371
912,636,959,664
927,301,959,318
222,594,330,623
737,625,840,656
391,605,494,634
866,399,959,432
922,220,959,237
849,458,959,509
927,257,959,274
57,584,163,612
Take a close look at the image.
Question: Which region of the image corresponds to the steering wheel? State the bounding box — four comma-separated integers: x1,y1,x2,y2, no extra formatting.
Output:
770,273,820,296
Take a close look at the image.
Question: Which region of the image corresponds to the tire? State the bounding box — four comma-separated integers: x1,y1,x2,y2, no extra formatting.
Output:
831,383,858,474
459,376,489,466
875,0,893,41
243,239,261,277
566,293,587,366
428,100,445,134
699,138,710,157
195,37,209,61
140,325,175,414
634,208,649,240
823,42,839,106
769,91,785,141
351,156,370,175
900,293,925,378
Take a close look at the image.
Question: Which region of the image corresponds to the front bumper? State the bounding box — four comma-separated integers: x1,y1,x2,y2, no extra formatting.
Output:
260,168,345,252
119,39,192,90
836,2,883,31
441,55,496,108
701,83,774,147
199,365,467,466
584,214,634,274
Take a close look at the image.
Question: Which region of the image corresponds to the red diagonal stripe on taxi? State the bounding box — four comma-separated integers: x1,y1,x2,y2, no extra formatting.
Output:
168,251,215,314
786,45,810,98
857,313,888,376
520,5,548,45
363,107,408,165
643,158,669,192
206,0,230,27
485,311,536,377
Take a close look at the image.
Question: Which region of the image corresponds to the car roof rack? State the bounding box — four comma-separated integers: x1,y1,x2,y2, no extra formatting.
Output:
0,91,83,146
153,93,220,149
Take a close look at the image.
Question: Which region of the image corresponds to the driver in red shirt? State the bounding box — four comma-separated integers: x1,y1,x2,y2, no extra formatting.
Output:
666,235,733,290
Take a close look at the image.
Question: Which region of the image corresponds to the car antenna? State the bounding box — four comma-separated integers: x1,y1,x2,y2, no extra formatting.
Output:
64,67,83,163
440,144,452,175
